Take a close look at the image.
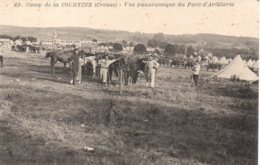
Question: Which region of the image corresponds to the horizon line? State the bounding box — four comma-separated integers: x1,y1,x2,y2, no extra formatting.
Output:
0,24,259,39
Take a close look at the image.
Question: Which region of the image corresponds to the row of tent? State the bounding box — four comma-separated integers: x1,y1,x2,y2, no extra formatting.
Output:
186,54,259,73
211,55,258,82
217,56,258,68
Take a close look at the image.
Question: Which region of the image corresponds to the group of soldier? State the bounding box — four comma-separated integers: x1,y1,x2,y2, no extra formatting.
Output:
68,48,161,88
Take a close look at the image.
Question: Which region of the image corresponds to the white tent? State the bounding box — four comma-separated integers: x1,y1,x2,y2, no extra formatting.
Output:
15,39,22,46
189,55,194,61
246,59,254,68
212,56,218,63
227,58,232,63
207,53,213,58
211,55,258,82
218,56,229,65
25,41,32,45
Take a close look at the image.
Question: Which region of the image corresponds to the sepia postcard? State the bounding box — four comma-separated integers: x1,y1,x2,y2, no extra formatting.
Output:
0,0,259,164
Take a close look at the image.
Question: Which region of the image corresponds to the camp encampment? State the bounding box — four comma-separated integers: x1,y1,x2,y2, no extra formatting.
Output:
211,55,258,82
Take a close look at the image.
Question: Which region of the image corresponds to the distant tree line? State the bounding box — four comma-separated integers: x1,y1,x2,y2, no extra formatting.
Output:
207,47,259,60
0,35,37,42
147,33,258,60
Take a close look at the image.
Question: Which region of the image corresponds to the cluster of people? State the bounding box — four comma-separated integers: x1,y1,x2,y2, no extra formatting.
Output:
68,48,161,88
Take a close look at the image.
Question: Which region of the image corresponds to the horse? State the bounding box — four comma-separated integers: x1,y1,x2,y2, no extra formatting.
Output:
16,45,27,52
117,57,145,85
107,60,119,85
83,55,98,77
207,63,222,71
28,45,40,54
45,51,73,75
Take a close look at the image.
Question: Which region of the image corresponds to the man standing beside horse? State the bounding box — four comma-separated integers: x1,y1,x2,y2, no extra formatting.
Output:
99,54,117,86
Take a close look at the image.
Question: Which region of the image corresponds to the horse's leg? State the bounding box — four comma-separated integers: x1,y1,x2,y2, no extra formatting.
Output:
51,58,57,76
144,72,150,87
72,70,76,85
124,72,129,85
107,70,111,85
92,62,96,77
51,61,54,76
64,63,66,70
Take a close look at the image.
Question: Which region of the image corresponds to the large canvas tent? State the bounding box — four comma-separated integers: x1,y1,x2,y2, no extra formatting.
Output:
211,55,258,82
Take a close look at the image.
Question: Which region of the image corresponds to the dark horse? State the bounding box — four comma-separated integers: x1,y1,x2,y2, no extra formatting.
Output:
107,60,119,85
0,55,3,67
116,57,147,85
45,51,73,75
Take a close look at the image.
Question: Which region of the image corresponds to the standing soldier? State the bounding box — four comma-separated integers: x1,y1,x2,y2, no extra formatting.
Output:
99,54,117,86
0,49,3,67
69,48,83,85
192,61,200,87
144,55,160,88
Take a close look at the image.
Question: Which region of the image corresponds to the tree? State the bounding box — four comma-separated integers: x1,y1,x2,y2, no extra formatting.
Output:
134,44,147,53
176,45,186,54
147,33,169,49
122,40,128,47
186,46,195,56
21,37,26,42
154,49,161,55
164,44,177,56
147,39,157,48
129,42,135,47
27,36,37,42
113,43,123,51
14,35,21,41
153,33,165,41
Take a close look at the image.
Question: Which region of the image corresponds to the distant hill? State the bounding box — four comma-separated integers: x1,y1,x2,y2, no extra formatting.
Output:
0,25,258,46
0,25,258,59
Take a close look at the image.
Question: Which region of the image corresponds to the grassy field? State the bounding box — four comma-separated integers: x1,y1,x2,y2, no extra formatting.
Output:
0,51,258,165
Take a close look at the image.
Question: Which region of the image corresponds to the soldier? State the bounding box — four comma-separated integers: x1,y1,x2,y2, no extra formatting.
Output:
69,48,83,85
99,54,117,86
192,61,201,87
144,55,160,88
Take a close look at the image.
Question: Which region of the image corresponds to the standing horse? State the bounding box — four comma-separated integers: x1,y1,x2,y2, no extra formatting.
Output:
83,55,98,77
117,57,145,85
45,51,73,75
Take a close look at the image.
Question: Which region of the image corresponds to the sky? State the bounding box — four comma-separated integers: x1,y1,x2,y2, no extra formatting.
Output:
0,0,259,38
